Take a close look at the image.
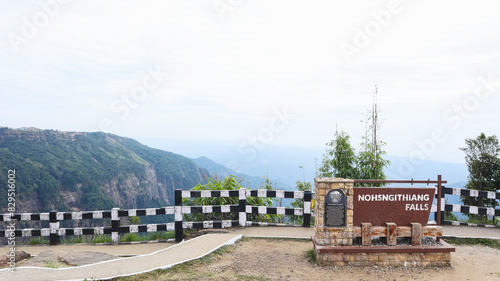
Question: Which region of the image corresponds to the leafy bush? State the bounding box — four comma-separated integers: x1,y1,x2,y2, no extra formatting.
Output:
182,176,276,223
289,180,312,225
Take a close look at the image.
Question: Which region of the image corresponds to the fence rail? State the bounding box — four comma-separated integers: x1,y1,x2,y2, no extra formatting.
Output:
174,188,312,242
2,175,499,245
438,186,500,228
1,188,312,245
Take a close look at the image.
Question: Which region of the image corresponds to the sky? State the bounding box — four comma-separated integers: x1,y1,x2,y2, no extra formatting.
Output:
1,0,500,166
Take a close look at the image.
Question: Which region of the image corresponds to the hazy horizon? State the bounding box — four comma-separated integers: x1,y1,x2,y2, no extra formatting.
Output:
2,1,499,169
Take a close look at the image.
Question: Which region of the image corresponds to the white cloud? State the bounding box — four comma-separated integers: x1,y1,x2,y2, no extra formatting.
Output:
1,0,500,163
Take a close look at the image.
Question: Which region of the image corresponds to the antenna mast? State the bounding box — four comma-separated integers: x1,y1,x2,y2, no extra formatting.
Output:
372,85,378,168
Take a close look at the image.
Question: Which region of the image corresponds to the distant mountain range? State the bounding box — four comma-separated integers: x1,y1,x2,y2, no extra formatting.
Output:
0,127,208,213
136,137,470,188
0,127,475,214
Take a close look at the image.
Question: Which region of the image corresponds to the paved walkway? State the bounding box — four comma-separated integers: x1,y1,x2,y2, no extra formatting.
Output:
0,225,498,281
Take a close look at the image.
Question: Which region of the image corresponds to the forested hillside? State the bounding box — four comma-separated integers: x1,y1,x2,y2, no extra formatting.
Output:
0,127,208,213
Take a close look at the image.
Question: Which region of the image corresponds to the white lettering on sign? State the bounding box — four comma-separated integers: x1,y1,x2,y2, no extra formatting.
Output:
357,194,429,202
405,204,429,211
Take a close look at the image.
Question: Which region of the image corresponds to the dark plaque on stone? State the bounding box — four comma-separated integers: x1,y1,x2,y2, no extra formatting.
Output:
324,189,346,227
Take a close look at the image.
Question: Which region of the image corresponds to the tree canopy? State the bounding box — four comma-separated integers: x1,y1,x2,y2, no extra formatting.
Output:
460,132,500,223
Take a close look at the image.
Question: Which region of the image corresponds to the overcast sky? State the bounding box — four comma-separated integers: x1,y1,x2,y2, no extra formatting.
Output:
1,0,500,164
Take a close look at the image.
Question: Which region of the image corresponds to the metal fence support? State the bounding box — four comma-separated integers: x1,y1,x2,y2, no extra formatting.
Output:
49,210,60,245
111,208,120,245
174,189,183,242
239,188,247,227
436,174,443,226
303,191,312,227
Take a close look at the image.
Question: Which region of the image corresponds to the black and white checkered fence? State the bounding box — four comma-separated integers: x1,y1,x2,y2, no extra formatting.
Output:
1,188,313,245
245,189,312,227
1,207,176,245
174,188,313,242
174,188,246,242
437,186,500,227
443,187,500,201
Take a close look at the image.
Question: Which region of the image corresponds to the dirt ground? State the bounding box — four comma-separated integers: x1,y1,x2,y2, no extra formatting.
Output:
179,239,500,281
3,238,500,280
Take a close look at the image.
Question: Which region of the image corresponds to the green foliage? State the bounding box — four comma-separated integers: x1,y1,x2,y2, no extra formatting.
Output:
183,176,275,223
445,237,500,250
259,177,283,223
91,235,112,243
445,211,458,221
319,130,389,186
44,261,62,268
26,237,49,245
146,231,175,241
127,216,141,225
356,141,390,186
0,128,207,212
319,130,357,179
319,86,390,185
289,180,312,225
460,133,500,224
121,233,142,242
80,182,115,211
306,249,316,263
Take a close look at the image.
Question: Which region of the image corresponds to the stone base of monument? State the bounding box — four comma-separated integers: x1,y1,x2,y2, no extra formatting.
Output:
313,178,455,267
312,240,454,267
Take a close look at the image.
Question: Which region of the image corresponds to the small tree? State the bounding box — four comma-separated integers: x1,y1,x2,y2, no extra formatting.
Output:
357,85,390,186
460,133,500,224
319,86,390,185
318,130,357,179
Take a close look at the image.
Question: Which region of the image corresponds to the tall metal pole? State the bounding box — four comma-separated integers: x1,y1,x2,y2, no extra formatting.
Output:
437,174,443,226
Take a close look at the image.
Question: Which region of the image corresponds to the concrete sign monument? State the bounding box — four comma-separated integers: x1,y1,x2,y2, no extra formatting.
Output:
312,178,455,267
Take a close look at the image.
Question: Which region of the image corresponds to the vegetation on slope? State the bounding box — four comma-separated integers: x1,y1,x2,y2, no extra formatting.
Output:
0,127,207,213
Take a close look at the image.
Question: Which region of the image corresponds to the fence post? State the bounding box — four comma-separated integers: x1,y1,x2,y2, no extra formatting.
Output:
239,188,247,227
175,189,183,242
49,210,60,245
303,191,312,227
111,208,120,245
436,174,443,226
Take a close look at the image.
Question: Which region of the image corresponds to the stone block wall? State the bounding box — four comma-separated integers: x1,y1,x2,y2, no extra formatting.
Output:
316,252,451,267
313,178,354,246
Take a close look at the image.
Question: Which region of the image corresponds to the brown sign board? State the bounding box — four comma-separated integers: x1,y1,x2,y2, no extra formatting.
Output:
353,187,435,226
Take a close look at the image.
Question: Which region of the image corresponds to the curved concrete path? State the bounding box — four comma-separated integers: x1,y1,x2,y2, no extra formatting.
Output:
0,233,241,281
1,225,499,280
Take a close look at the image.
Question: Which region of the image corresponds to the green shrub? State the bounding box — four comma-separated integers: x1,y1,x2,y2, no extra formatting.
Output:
121,233,142,242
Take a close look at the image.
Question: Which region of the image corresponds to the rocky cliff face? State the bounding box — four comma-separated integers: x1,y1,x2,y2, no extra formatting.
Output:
102,163,172,209
0,127,208,213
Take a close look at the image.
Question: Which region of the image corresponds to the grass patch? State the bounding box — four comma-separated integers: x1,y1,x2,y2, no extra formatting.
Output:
145,231,175,241
26,237,49,245
306,249,316,263
234,275,271,281
445,237,500,250
59,231,175,245
240,236,311,243
91,235,112,243
60,235,112,244
44,261,61,268
121,233,142,242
